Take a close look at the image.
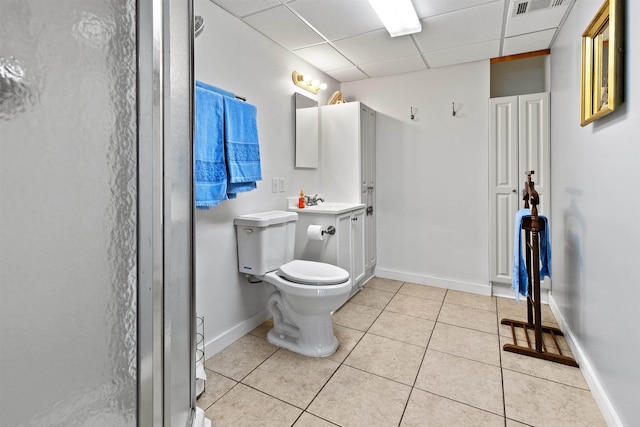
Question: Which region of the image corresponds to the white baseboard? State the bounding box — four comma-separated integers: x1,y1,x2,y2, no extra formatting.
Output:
548,295,622,427
203,308,271,360
374,268,491,296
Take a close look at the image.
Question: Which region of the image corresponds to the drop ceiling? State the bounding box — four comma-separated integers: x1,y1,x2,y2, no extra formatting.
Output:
208,0,575,82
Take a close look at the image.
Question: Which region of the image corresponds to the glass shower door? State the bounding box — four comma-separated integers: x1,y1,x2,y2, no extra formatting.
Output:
0,0,194,425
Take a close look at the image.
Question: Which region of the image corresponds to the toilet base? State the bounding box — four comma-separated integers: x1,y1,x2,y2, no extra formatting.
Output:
266,290,341,357
266,328,339,357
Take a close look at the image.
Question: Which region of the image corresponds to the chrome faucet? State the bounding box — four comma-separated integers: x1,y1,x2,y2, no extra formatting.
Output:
305,194,324,206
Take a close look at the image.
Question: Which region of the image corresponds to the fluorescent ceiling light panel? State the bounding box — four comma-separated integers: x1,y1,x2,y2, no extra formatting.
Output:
368,0,422,37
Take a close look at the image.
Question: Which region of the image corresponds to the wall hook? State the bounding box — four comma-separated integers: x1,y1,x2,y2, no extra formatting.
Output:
452,102,457,117
410,106,416,121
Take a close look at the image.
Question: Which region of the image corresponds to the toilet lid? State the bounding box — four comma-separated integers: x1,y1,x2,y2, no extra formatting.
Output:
277,260,349,285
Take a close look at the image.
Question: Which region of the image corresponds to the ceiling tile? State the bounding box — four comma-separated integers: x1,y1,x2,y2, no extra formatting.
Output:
504,1,571,38
208,0,575,78
326,67,369,83
423,39,500,68
359,55,427,78
333,29,420,66
293,43,354,71
413,1,504,53
414,0,500,19
502,29,555,56
287,0,383,41
210,0,280,18
243,5,325,50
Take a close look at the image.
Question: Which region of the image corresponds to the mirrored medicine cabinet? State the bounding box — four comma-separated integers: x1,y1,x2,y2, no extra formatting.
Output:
294,92,319,168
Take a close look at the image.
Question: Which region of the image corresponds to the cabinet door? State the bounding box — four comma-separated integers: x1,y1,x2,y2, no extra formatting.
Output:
363,108,376,270
351,209,366,286
489,96,519,285
320,102,361,202
336,213,353,276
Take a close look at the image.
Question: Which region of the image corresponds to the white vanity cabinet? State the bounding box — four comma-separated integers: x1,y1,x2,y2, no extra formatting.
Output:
290,204,366,296
320,102,376,282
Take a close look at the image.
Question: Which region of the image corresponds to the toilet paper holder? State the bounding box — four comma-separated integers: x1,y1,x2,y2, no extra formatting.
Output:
322,226,336,236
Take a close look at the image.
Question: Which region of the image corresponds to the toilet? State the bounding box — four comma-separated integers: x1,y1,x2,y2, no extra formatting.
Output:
234,211,351,357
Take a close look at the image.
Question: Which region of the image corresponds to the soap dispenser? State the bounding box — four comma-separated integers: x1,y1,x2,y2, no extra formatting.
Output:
298,189,305,208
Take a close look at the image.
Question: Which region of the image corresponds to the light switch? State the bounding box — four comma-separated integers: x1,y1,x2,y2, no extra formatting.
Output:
271,177,278,193
279,178,285,192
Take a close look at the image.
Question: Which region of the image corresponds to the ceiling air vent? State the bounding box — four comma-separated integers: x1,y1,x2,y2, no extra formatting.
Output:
512,0,567,16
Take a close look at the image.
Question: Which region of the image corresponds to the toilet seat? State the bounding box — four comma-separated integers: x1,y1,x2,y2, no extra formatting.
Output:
277,260,349,286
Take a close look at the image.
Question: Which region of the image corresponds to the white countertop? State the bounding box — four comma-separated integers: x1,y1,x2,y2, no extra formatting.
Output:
288,202,365,215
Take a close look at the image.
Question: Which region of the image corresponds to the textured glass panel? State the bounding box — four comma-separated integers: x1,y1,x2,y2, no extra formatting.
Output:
0,0,137,426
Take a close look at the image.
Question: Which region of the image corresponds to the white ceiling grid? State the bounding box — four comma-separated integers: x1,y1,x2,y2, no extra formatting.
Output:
209,0,575,82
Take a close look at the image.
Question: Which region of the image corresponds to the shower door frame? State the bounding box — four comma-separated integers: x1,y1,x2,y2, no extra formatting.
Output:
138,0,195,425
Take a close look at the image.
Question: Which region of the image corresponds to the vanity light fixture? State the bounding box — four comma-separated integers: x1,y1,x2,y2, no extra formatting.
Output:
292,71,327,95
368,0,421,37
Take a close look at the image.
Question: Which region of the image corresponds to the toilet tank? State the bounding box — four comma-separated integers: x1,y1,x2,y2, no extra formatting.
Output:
234,211,298,275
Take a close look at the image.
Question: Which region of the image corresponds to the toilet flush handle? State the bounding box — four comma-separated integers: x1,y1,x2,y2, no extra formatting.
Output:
243,228,253,234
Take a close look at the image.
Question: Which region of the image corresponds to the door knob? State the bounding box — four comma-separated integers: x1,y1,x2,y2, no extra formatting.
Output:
512,189,517,193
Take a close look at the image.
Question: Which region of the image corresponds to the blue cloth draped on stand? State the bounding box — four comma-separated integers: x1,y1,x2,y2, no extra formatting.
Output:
223,97,262,198
512,208,552,300
194,85,227,208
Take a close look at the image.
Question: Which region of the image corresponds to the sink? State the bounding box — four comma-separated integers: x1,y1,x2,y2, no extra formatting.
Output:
289,202,365,215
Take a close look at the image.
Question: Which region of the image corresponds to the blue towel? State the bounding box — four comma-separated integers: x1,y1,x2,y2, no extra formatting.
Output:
223,97,262,197
512,209,552,300
194,85,227,209
195,80,235,99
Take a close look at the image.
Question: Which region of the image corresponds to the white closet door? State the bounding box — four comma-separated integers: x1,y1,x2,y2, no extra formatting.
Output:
519,93,551,218
489,92,550,286
490,96,520,284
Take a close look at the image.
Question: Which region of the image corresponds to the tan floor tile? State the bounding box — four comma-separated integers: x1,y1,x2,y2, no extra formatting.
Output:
369,310,434,347
438,302,498,334
497,297,558,326
294,412,338,427
326,324,365,363
503,369,606,426
308,365,411,427
243,349,340,408
332,301,382,331
428,323,500,366
385,293,442,321
249,318,274,339
204,383,301,427
445,290,496,312
196,369,237,410
364,276,404,293
398,282,447,302
204,334,277,381
349,287,395,309
400,389,505,427
415,349,504,416
506,419,532,426
499,335,586,389
344,333,425,385
541,329,571,352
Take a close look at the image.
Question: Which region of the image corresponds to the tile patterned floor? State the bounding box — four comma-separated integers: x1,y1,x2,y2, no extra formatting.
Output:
199,278,607,427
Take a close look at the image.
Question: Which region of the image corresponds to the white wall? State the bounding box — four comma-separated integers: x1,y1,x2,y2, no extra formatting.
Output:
194,0,339,355
549,1,640,425
341,62,491,294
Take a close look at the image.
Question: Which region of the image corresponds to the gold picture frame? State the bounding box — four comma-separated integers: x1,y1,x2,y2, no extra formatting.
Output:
580,0,624,126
